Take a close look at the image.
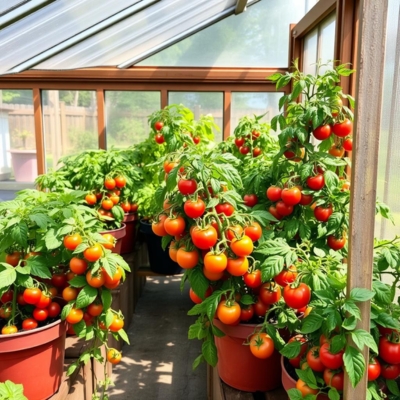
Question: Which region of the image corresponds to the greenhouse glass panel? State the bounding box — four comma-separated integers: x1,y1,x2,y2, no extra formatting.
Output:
105,91,160,148
139,0,309,68
231,93,281,135
0,89,36,186
168,92,223,142
42,90,98,171
375,0,400,239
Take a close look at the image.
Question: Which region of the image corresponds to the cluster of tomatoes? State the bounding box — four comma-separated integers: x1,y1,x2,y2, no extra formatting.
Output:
154,120,200,145
266,176,347,251
84,175,138,219
234,130,263,157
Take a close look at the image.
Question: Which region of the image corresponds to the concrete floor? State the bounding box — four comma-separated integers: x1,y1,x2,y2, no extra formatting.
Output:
109,275,207,400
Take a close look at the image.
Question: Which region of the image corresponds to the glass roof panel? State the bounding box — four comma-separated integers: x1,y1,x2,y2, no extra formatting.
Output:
137,0,308,68
0,0,29,15
34,0,238,70
0,0,139,74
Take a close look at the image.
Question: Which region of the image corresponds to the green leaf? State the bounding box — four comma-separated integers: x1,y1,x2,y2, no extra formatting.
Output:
376,313,400,330
0,380,28,400
118,329,130,344
295,368,318,389
343,300,361,320
68,275,87,288
324,170,339,190
166,166,179,192
240,294,254,305
44,228,62,250
299,222,311,240
285,219,299,240
189,267,210,300
372,281,393,305
202,339,218,367
287,389,304,400
26,256,52,279
330,335,346,353
314,290,335,303
280,340,301,358
251,209,278,224
161,235,173,251
342,316,357,330
0,268,17,289
188,322,203,340
386,379,400,395
67,362,79,377
211,324,225,338
350,288,375,302
301,314,324,334
192,354,205,370
207,197,219,209
351,329,378,354
61,303,73,321
100,289,112,311
328,387,341,400
343,346,365,388
260,256,284,282
76,285,98,308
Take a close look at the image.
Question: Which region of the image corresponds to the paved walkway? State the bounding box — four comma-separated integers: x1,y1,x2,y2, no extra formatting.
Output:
109,276,207,400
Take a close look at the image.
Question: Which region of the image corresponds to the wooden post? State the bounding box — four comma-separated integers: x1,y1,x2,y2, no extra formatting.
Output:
96,89,106,149
344,0,388,397
33,88,45,175
223,91,231,141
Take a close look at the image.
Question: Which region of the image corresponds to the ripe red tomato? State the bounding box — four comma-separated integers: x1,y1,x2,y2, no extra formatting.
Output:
274,266,297,287
5,251,21,267
86,268,106,288
87,302,104,317
189,287,212,304
368,358,381,381
380,362,400,379
178,179,197,195
0,305,12,319
269,205,283,220
299,192,313,206
217,301,241,325
22,318,38,330
164,216,186,236
47,302,61,318
33,307,49,321
306,174,325,191
51,273,67,288
306,346,325,372
109,314,124,332
176,248,199,269
121,202,131,213
275,201,293,217
259,282,281,305
240,305,254,322
85,193,97,205
243,269,262,288
332,119,352,137
266,186,282,202
253,296,269,317
35,292,52,309
226,256,248,276
252,130,261,139
283,283,311,309
226,225,243,241
101,233,116,250
23,287,42,305
84,243,103,262
230,235,254,257
101,198,114,210
184,198,205,218
0,290,13,304
244,222,262,242
191,226,218,249
327,235,346,250
115,176,126,188
243,194,258,207
296,379,318,396
249,332,274,359
329,145,345,158
62,287,78,302
63,233,82,251
155,134,165,144
281,187,301,206
215,203,235,216
239,145,250,155
319,342,344,369
235,137,245,147
323,369,344,391
253,147,262,157
109,194,120,205
154,121,164,131
343,137,353,151
104,178,116,190
204,252,228,273
152,214,168,237
313,124,332,140
314,204,333,222
379,336,400,365
107,348,122,364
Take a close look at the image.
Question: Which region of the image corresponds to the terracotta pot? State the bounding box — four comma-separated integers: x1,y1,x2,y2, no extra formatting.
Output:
120,213,138,254
213,319,282,392
281,356,332,399
0,320,66,400
100,223,126,254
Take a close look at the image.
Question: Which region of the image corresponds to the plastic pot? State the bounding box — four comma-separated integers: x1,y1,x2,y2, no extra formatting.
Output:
139,220,181,275
100,223,126,254
120,213,138,254
213,319,282,392
0,319,67,400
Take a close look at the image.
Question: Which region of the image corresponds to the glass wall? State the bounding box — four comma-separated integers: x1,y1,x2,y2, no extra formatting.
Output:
231,92,282,135
105,91,160,148
41,90,98,171
139,0,310,68
303,12,336,74
375,0,400,239
168,92,223,141
0,89,36,185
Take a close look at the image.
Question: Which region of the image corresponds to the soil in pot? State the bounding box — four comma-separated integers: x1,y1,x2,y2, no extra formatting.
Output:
139,220,181,275
0,319,66,400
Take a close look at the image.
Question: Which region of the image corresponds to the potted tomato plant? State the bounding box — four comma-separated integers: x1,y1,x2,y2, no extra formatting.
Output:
0,189,131,400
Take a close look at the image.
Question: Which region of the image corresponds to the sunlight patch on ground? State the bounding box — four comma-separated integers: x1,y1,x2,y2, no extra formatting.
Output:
157,374,173,384
156,362,173,373
166,342,175,347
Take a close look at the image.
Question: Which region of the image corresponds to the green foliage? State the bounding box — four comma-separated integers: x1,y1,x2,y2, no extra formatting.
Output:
0,381,27,400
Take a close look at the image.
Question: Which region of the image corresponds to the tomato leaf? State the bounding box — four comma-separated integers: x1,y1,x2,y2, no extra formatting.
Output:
350,329,378,354
343,345,365,388
72,320,86,337
328,387,341,400
301,314,324,334
299,222,311,240
202,338,218,367
251,209,278,224
67,362,79,377
192,354,205,370
211,324,225,338
44,228,62,250
240,294,254,305
68,275,87,288
189,267,210,301
161,235,173,251
280,340,301,358
324,170,339,190
166,166,179,192
330,334,346,353
284,219,299,240
386,379,400,395
260,256,284,282
314,290,335,303
0,268,17,289
188,321,203,339
61,303,73,321
342,316,357,330
350,288,375,302
207,198,219,209
343,300,361,320
287,389,304,400
376,313,400,330
206,297,219,322
101,288,112,311
266,324,285,351
118,329,130,344
76,285,98,309
295,368,318,389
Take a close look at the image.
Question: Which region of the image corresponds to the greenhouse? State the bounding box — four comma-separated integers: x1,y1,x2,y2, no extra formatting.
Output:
0,0,399,399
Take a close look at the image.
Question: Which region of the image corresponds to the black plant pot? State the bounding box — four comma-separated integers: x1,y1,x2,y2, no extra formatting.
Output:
139,220,182,275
